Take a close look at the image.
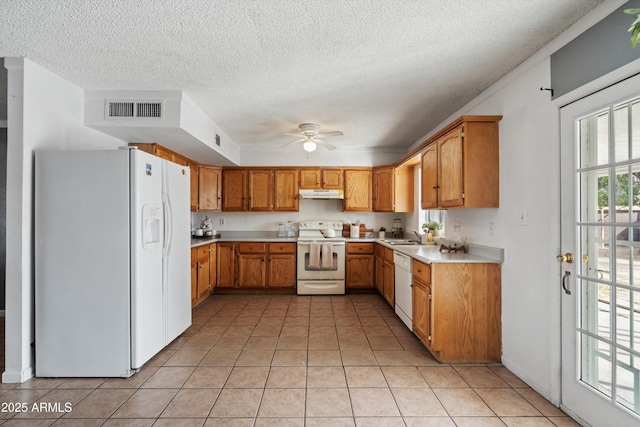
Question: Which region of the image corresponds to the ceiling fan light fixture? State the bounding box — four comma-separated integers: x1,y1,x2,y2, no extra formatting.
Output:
303,140,317,152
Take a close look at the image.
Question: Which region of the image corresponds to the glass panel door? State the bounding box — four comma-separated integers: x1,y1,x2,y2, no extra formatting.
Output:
560,75,640,425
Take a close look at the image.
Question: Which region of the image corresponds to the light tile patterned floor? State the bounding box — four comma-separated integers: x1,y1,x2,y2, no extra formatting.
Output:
0,293,579,426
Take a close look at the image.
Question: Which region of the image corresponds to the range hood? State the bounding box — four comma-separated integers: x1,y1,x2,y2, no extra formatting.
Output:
299,189,344,200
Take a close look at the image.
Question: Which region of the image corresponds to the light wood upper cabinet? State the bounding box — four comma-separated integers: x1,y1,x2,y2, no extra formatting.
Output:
421,117,500,209
248,169,273,211
300,168,343,189
438,127,464,207
372,167,394,212
222,169,247,211
198,166,222,211
421,144,438,209
274,169,299,211
373,165,414,212
343,169,372,212
322,169,343,189
300,169,322,189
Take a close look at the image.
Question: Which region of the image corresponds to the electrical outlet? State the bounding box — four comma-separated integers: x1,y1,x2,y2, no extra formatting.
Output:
489,222,494,236
519,209,528,226
219,218,225,226
453,221,461,232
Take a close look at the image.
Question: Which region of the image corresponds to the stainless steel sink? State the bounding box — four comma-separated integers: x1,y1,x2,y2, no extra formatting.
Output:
383,240,420,245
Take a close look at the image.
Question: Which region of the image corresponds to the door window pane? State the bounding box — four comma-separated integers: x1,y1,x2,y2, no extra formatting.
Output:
580,111,609,167
581,334,612,399
615,105,630,162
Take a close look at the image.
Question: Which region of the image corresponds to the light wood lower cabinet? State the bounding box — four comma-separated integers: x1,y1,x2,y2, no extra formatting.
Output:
216,242,296,289
373,244,395,307
346,243,374,289
238,243,267,287
267,243,297,288
383,249,395,307
191,244,214,306
412,261,502,363
216,242,236,288
374,244,385,295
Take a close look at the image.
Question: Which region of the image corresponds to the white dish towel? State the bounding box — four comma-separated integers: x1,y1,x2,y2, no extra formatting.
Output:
321,242,333,269
309,242,321,268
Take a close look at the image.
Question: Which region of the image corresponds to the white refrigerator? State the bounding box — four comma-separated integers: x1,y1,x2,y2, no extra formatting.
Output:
35,148,191,377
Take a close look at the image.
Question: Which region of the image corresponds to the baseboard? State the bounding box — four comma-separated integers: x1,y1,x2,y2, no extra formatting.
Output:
2,367,34,384
501,355,560,406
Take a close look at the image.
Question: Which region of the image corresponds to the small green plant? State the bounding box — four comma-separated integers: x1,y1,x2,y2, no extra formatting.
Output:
625,8,640,47
423,221,442,231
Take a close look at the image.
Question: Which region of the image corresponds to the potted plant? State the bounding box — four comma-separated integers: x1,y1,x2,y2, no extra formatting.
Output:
423,221,443,236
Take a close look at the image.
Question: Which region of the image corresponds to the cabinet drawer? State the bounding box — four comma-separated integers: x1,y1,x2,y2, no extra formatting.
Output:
412,261,431,283
384,247,394,262
347,243,374,254
238,242,267,253
269,243,296,254
375,243,384,258
196,245,209,259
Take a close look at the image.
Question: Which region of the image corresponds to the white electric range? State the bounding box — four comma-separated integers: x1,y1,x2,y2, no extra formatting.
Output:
296,220,346,295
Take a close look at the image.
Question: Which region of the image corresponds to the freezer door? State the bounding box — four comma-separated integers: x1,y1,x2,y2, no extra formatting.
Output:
130,150,165,369
162,160,192,344
35,150,132,377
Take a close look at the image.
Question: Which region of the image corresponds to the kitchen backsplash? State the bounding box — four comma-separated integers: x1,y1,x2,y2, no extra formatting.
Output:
191,199,404,236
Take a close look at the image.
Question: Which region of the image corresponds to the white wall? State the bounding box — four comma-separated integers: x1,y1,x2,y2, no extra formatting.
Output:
3,57,123,382
192,199,402,236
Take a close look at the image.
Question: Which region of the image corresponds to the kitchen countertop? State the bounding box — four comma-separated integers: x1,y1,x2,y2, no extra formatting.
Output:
192,235,503,264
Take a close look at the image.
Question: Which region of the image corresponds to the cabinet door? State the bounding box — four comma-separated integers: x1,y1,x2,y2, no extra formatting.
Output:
437,127,464,207
343,169,372,211
216,242,236,287
248,169,273,211
191,248,198,306
154,145,175,162
300,169,322,189
373,167,394,212
322,169,343,189
198,166,222,211
421,143,438,209
238,254,267,287
222,169,247,211
412,279,431,345
346,255,374,288
274,169,299,211
383,260,395,307
197,256,210,300
268,254,296,288
375,256,385,295
209,243,217,291
188,160,199,211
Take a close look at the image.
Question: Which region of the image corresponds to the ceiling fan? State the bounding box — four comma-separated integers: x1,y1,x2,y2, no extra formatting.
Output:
279,123,344,152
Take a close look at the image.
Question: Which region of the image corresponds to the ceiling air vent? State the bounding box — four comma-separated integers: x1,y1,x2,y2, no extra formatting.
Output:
106,100,163,119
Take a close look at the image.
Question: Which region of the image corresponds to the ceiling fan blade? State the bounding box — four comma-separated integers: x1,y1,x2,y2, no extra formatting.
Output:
280,138,305,148
316,131,344,138
278,132,303,137
314,139,336,150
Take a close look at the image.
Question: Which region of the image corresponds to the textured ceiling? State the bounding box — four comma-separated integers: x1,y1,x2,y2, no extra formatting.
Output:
0,0,604,153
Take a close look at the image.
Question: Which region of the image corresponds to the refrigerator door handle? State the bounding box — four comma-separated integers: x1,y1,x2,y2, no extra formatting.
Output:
163,193,173,255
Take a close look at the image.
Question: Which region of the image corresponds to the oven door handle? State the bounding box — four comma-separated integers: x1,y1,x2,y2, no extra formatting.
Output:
297,241,345,247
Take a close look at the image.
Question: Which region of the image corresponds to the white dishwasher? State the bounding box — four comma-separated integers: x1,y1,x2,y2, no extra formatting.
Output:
393,251,413,330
